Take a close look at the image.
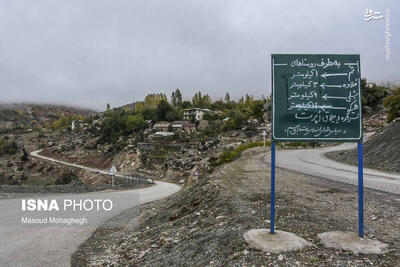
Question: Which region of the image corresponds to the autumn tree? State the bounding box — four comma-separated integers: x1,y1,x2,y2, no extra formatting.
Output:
192,91,212,108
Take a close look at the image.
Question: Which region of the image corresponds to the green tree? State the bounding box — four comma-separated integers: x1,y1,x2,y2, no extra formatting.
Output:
225,92,231,103
126,115,147,131
134,93,168,112
171,89,183,107
192,91,212,108
222,110,246,131
245,94,254,107
171,92,176,106
181,101,192,108
251,100,265,120
144,93,168,109
98,108,128,144
156,100,174,121
21,147,28,162
166,109,182,121
383,87,400,122
141,108,158,122
211,100,226,111
361,79,388,112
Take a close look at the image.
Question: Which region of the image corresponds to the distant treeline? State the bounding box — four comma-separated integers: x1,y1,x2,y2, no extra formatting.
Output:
96,90,269,146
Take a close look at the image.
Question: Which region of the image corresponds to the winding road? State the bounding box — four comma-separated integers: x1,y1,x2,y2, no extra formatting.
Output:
0,151,181,267
265,139,400,194
2,138,400,266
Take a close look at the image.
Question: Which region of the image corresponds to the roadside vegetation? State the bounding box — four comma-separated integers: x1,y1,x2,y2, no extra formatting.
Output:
49,115,83,130
361,78,388,113
384,87,400,123
213,141,266,166
0,137,18,156
213,141,320,166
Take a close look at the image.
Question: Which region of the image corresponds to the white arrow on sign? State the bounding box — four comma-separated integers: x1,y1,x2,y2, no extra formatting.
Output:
320,83,342,90
322,94,347,101
321,72,347,79
109,165,117,174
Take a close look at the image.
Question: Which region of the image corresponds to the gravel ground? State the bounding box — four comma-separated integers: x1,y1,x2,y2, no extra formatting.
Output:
72,147,400,266
326,119,400,174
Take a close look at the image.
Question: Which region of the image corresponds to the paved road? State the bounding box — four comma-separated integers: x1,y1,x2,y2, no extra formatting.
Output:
0,151,181,267
265,139,400,194
30,150,151,183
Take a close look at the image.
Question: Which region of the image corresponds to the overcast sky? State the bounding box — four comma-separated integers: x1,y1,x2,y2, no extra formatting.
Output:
0,0,398,110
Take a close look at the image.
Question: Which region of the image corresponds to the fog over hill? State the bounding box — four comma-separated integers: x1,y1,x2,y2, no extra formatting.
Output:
0,103,97,131
0,0,398,110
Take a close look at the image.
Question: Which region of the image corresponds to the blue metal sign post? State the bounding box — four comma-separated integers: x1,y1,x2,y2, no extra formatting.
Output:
269,141,364,237
270,142,276,234
358,142,364,238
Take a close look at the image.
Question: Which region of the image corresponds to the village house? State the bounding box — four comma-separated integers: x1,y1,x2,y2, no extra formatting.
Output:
153,131,174,137
171,121,196,132
183,108,213,121
152,121,170,132
153,121,196,132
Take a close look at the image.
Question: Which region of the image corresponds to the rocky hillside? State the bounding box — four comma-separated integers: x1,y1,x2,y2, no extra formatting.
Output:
327,118,400,173
0,103,96,131
72,147,400,266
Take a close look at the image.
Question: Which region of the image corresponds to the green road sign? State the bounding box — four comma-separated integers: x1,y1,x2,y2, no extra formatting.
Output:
271,54,362,142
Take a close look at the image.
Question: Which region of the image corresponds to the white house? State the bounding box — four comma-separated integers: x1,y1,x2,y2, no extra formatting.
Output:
183,108,213,121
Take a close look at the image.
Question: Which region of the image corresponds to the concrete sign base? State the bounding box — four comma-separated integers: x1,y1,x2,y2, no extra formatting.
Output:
318,231,388,254
243,229,311,253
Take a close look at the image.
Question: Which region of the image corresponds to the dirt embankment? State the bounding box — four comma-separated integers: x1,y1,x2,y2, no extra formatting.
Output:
327,119,400,173
72,147,400,266
40,149,113,170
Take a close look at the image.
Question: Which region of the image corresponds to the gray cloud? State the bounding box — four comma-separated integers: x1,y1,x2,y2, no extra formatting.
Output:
0,0,398,110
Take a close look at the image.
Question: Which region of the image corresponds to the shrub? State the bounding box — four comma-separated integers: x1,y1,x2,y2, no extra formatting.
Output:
213,141,318,166
0,138,18,156
20,173,28,181
214,141,267,166
383,87,400,123
21,148,28,162
361,79,388,111
50,115,83,130
55,172,77,185
222,110,247,131
38,143,46,149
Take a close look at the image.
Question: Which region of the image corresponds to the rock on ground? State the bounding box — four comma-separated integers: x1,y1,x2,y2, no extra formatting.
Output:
243,229,311,253
318,231,388,254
